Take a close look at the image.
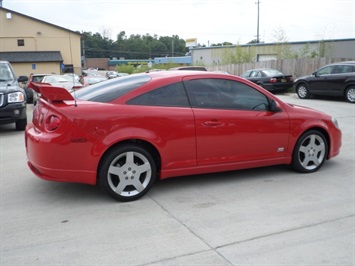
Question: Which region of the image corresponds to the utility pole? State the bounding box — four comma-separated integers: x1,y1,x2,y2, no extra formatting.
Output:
172,39,174,57
256,0,260,43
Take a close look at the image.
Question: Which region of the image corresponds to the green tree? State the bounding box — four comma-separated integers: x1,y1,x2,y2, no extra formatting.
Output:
272,28,296,59
221,45,254,64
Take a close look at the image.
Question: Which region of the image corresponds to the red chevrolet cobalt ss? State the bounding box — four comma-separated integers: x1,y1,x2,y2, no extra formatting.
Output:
25,71,342,201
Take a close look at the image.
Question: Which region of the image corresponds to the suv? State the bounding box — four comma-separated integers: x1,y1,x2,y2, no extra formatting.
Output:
294,61,355,103
0,61,28,130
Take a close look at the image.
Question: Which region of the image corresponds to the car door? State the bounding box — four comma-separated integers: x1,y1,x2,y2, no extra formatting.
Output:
324,64,354,96
183,77,290,166
308,65,334,94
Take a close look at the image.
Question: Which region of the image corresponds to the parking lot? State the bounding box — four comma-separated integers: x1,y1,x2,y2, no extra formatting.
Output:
1,93,354,265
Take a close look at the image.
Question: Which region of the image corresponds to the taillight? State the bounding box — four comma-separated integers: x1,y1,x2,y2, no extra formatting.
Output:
270,78,277,83
45,115,61,131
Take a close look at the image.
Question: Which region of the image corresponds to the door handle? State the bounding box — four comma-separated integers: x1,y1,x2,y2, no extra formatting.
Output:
203,121,223,127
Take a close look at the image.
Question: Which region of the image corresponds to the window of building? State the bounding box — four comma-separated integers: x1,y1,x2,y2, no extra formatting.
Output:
17,39,25,46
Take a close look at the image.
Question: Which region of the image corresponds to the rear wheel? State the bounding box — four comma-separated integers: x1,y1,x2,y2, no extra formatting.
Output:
345,86,355,103
291,130,328,173
99,144,156,202
296,83,311,99
15,118,27,131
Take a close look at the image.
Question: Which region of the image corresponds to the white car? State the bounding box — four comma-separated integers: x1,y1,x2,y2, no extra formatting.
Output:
32,75,83,105
42,75,82,91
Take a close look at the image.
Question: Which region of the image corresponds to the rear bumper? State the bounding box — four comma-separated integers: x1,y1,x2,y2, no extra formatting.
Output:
263,83,293,92
25,123,97,185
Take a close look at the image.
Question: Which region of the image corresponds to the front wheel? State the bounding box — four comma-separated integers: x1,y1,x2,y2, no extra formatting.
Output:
345,86,355,103
15,118,27,131
99,144,156,202
291,130,328,173
296,83,311,99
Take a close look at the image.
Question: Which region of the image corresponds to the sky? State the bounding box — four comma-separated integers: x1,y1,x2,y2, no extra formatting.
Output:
2,0,355,45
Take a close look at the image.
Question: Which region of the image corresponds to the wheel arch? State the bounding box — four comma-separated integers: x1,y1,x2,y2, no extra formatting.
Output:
97,139,162,182
294,127,331,158
295,80,309,88
344,83,355,101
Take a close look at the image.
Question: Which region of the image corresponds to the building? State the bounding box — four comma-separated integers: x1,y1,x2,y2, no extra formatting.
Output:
0,7,82,76
191,39,355,66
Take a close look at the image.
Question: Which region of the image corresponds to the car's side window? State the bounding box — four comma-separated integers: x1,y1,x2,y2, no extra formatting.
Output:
127,82,190,107
317,66,333,75
337,65,355,73
184,78,270,111
250,71,261,77
241,70,251,78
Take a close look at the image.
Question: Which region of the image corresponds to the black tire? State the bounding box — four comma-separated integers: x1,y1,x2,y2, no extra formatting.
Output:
345,86,355,103
291,130,328,173
15,118,27,131
99,144,156,202
296,83,311,99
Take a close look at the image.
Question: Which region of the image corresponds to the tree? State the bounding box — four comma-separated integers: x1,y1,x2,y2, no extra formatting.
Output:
272,28,295,59
221,44,255,64
81,31,188,60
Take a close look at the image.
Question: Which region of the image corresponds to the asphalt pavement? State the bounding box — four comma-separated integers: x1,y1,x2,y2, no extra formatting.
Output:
1,93,354,265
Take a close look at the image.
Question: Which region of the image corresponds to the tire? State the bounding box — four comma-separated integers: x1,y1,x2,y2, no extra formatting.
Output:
15,118,27,131
99,144,156,202
296,83,311,99
291,130,328,173
345,86,355,103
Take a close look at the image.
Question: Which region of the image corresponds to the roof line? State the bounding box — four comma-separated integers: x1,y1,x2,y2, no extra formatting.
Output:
191,38,355,50
0,7,82,37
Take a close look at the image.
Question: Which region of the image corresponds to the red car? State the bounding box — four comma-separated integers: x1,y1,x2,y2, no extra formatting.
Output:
25,71,342,201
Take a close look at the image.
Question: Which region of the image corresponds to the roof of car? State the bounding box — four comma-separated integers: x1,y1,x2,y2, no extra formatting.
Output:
146,70,230,79
328,61,355,65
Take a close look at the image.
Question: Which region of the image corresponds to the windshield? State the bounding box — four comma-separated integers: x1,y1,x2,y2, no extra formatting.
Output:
0,62,16,82
262,69,284,76
75,73,151,102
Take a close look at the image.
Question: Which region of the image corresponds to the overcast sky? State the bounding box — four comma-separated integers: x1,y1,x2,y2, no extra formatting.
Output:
3,0,355,45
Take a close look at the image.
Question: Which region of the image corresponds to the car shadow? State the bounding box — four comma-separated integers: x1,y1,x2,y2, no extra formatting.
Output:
149,165,293,197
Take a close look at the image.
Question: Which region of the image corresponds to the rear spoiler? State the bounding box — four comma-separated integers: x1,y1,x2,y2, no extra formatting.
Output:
28,82,74,102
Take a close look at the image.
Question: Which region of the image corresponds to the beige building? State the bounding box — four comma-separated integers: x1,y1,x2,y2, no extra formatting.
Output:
0,7,82,76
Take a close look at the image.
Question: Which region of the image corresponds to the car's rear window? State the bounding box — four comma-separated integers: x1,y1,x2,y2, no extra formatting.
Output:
263,69,283,76
74,74,151,102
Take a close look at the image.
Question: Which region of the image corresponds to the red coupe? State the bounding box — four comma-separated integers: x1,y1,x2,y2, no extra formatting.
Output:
25,71,342,201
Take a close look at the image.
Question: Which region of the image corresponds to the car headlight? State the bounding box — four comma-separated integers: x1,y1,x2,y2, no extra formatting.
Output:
8,92,25,103
332,117,339,129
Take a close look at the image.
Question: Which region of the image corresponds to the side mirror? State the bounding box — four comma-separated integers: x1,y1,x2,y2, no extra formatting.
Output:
269,99,281,112
312,72,318,77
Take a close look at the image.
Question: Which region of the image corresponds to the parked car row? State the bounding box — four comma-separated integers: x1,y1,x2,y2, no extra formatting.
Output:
18,60,355,109
239,61,355,103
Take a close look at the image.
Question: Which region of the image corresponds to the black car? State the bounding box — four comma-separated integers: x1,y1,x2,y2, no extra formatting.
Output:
0,61,28,130
241,68,293,93
294,61,355,103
